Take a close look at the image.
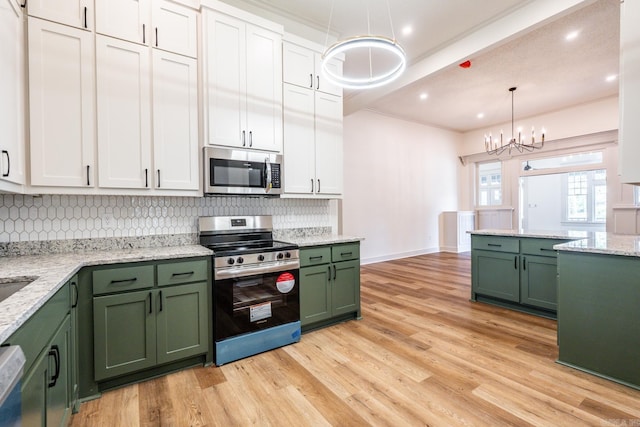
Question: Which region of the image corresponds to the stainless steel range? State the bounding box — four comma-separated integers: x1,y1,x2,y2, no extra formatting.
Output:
198,215,300,365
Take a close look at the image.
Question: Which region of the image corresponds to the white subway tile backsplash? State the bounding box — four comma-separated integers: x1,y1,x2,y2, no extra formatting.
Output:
0,195,336,243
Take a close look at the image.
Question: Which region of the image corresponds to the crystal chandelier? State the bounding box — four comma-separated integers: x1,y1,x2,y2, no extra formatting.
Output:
485,87,545,156
321,0,406,90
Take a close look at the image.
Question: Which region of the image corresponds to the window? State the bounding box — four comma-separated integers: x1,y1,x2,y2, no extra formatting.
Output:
478,161,502,206
563,169,606,223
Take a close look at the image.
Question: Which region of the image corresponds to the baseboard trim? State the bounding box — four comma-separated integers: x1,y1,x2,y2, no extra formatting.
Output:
361,247,439,265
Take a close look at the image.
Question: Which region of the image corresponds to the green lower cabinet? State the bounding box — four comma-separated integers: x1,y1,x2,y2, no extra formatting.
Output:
156,282,208,364
520,255,558,311
21,315,71,427
332,259,360,316
93,290,156,381
300,264,332,325
93,282,209,381
472,249,520,302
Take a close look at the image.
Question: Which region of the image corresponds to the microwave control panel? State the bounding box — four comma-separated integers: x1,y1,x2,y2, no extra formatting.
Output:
271,164,281,188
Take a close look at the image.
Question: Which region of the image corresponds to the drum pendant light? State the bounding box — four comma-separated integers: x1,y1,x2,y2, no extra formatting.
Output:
321,0,406,90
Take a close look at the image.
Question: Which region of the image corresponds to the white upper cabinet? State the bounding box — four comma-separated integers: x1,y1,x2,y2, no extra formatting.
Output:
96,0,150,45
152,50,199,190
283,84,316,195
314,92,343,195
96,35,152,189
619,0,640,185
152,0,197,58
27,0,93,30
283,41,343,97
202,3,283,152
28,17,95,188
0,0,25,190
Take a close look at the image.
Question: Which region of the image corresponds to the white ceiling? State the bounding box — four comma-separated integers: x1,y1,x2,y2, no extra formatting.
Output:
226,0,620,133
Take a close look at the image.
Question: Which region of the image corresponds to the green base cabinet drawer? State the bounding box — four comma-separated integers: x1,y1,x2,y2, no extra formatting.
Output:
472,235,519,253
157,259,208,287
300,247,331,267
93,265,154,295
521,238,570,256
331,243,360,262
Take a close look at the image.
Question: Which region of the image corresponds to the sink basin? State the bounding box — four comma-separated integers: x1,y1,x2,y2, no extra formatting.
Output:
0,277,37,303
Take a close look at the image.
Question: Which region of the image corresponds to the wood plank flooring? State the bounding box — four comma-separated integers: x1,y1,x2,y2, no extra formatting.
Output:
69,252,640,426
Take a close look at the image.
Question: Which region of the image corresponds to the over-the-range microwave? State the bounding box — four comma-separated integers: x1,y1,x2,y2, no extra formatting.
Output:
203,146,282,196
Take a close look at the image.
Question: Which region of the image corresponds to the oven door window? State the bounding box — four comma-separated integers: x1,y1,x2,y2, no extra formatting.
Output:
210,159,266,189
214,269,300,341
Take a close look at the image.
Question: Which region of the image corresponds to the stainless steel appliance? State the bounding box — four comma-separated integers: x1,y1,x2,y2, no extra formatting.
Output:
203,147,282,196
199,215,300,365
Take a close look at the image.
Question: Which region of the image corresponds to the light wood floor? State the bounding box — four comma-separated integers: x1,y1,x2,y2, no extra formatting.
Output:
70,252,640,426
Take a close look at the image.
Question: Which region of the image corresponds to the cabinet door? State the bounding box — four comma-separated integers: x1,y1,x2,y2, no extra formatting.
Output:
152,50,199,190
283,84,315,194
96,35,152,189
314,92,343,195
315,52,343,97
46,316,71,427
520,255,558,311
282,42,314,89
21,346,47,427
28,17,95,188
152,0,197,58
95,0,150,45
472,250,520,302
0,0,25,188
93,290,156,381
28,0,92,30
203,11,246,148
69,277,80,412
300,265,332,326
332,259,360,316
245,23,282,152
156,282,208,364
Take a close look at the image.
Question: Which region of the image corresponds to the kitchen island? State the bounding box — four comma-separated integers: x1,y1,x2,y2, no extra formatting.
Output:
554,234,640,391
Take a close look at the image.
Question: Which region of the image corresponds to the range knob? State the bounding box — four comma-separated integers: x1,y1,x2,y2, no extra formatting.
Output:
277,252,284,260
237,257,244,264
285,252,291,259
257,254,265,262
227,258,235,265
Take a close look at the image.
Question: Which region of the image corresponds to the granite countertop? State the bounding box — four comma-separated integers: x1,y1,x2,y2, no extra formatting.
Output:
280,234,363,247
469,229,595,240
0,245,212,344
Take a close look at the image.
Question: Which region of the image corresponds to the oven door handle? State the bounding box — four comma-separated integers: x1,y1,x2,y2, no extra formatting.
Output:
215,260,299,280
264,158,272,193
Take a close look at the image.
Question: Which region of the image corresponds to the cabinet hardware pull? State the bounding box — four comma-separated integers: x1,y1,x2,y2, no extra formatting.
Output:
171,271,194,277
242,130,246,146
249,131,253,147
157,169,161,188
48,345,60,388
143,24,146,44
309,255,323,260
159,290,163,312
71,281,78,308
317,75,320,90
317,179,320,193
86,165,90,186
84,6,88,29
148,292,152,314
341,252,352,257
328,266,331,281
540,248,555,252
311,178,314,193
333,264,336,280
155,27,158,47
20,0,26,8
145,168,148,188
1,150,9,177
109,278,137,285
514,256,518,269
523,257,526,270
309,73,313,88
487,243,502,247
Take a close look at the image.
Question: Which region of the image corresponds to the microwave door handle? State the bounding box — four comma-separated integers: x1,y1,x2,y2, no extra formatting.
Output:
265,158,272,193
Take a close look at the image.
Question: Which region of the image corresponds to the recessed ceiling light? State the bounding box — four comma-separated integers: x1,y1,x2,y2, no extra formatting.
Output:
565,31,579,41
477,113,484,119
419,93,428,100
606,74,617,82
402,25,413,36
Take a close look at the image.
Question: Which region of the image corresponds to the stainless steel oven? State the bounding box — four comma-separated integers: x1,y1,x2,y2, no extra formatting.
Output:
203,147,282,196
199,216,300,366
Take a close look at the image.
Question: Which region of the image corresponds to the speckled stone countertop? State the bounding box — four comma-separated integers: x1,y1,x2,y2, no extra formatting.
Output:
0,245,212,344
0,345,25,405
279,234,363,247
469,229,594,240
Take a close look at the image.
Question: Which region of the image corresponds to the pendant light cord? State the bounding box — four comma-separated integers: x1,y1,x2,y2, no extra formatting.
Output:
385,0,396,41
323,0,335,52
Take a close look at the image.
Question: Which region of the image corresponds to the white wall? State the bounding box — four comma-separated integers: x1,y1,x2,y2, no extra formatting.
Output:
342,111,462,264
